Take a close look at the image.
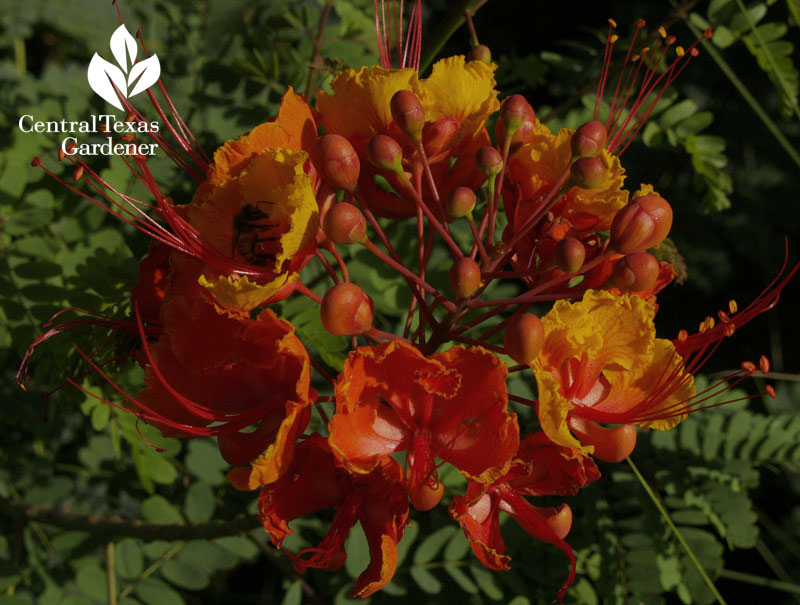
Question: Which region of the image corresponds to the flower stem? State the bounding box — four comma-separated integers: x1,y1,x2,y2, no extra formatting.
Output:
626,457,728,605
419,0,488,72
106,541,117,605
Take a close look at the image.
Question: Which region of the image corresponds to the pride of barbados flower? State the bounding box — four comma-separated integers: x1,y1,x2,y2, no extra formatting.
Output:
18,3,798,603
328,341,518,509
532,290,693,457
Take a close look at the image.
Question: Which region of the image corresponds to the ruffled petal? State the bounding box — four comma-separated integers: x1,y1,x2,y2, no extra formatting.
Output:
419,56,500,150
317,66,420,143
449,486,510,571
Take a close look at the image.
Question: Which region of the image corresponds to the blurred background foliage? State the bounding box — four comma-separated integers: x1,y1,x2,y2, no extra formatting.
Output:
1,0,800,603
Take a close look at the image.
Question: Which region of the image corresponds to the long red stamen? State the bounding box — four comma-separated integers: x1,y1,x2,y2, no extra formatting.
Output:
596,19,712,155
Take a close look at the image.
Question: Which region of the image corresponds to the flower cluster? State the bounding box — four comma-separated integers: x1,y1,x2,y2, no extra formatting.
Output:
20,5,797,601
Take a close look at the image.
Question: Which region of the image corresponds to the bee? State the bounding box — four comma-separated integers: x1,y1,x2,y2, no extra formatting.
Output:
231,201,280,266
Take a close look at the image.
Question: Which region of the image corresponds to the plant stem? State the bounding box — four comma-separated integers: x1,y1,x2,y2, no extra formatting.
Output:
732,0,800,123
305,0,334,98
672,2,800,171
117,543,184,600
718,569,800,596
419,0,487,72
626,457,728,605
106,541,117,605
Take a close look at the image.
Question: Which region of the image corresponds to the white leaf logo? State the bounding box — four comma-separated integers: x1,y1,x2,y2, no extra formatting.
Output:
87,25,162,111
88,53,128,110
127,55,161,98
109,25,137,73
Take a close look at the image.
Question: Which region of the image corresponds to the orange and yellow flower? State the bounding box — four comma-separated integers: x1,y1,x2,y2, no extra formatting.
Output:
317,56,500,217
328,340,518,501
450,432,600,602
233,434,408,598
132,254,313,468
531,290,695,453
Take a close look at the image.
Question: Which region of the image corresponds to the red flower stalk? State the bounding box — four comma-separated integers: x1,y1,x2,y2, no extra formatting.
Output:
375,0,423,71
231,434,409,598
595,19,712,155
450,432,600,603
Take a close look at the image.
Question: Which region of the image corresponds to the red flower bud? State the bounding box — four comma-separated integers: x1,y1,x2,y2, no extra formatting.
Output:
476,146,503,178
446,187,476,218
570,120,608,158
569,156,605,189
409,480,444,511
367,134,403,172
449,257,482,298
503,313,545,365
313,134,360,192
568,417,637,463
321,283,374,335
496,95,536,149
500,94,530,132
390,90,425,141
609,195,673,253
422,118,458,158
467,44,492,63
610,252,659,292
537,504,573,540
323,202,367,244
554,237,585,274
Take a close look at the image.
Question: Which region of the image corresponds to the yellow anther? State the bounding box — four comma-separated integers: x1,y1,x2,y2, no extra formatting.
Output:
658,26,667,38
632,54,640,62
676,46,685,57
610,34,619,44
608,18,617,28
728,299,738,314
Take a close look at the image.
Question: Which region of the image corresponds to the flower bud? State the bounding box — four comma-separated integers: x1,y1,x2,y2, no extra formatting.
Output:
422,118,458,158
569,156,605,189
496,96,536,148
568,417,637,463
409,480,444,511
367,134,403,172
323,202,367,244
313,134,360,192
500,94,530,133
321,283,374,335
571,120,608,158
449,257,481,298
467,44,492,63
476,146,503,178
554,237,585,274
446,187,476,218
609,195,673,253
532,503,573,540
610,252,659,292
390,90,425,141
503,313,545,365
